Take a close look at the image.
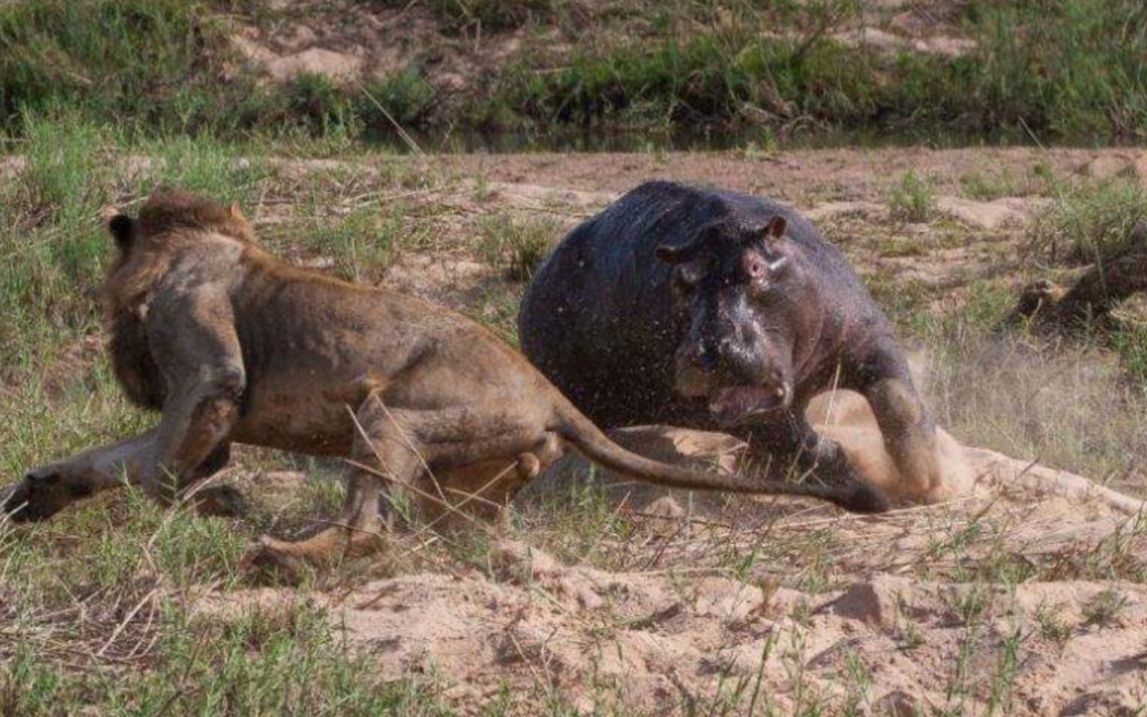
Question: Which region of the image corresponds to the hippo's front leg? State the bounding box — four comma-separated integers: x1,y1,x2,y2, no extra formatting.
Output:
856,350,945,503
742,412,869,494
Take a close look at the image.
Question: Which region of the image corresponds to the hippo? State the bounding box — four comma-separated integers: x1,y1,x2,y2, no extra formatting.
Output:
518,180,946,504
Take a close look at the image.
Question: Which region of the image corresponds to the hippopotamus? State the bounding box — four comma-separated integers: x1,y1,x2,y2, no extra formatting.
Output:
518,180,945,504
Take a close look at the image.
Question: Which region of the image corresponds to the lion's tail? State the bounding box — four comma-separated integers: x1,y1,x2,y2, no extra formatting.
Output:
550,398,888,514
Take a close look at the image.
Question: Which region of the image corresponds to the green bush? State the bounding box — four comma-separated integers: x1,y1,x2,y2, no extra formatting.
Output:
0,0,263,135
1029,176,1147,264
888,170,936,223
359,68,437,129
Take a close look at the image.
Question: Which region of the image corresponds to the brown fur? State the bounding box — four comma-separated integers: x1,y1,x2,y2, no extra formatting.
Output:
4,190,887,574
1008,220,1147,332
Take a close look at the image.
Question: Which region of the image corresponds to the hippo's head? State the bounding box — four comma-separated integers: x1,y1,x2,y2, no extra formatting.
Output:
656,215,804,426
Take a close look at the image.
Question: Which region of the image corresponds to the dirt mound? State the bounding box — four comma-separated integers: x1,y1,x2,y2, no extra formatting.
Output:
201,387,1147,715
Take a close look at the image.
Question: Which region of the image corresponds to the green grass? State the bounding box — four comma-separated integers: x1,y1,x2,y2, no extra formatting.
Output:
468,0,1147,141
3,0,1147,144
477,212,558,281
417,0,564,33
0,0,265,136
888,170,935,223
1028,175,1147,264
1,499,452,715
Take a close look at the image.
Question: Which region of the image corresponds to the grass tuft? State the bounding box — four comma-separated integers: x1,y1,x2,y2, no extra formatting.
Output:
478,213,558,281
888,170,935,223
1028,176,1147,264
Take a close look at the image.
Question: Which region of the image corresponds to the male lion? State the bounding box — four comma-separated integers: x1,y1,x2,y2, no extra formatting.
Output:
2,191,887,567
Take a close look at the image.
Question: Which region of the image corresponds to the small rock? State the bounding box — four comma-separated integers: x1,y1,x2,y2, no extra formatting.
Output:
873,690,920,717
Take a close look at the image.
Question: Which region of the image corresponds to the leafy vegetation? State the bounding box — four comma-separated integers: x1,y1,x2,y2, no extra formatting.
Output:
1028,175,1147,264
2,0,1146,144
888,170,935,223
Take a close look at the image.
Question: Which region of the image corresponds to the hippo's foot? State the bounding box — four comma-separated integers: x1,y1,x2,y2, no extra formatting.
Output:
840,480,891,514
802,436,867,488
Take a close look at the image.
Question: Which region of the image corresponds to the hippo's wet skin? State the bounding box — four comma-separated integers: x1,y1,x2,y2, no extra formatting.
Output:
519,181,946,504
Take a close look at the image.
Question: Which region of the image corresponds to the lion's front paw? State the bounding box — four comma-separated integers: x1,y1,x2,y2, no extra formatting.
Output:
2,470,73,522
0,482,27,521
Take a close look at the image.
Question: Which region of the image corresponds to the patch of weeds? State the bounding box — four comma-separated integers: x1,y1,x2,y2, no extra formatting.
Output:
865,271,935,329
896,618,925,652
946,581,992,627
888,170,935,223
1028,175,1147,264
960,281,1018,332
10,485,247,597
478,213,558,281
331,205,403,280
420,0,564,33
1081,588,1128,628
0,0,268,137
1034,602,1073,644
472,171,494,203
134,133,274,202
721,542,764,583
0,111,120,377
986,620,1024,716
282,72,358,138
876,235,927,259
959,170,1022,200
840,649,873,716
359,67,437,129
295,203,405,281
1038,513,1147,581
920,313,1147,495
0,601,453,715
13,109,112,227
513,474,636,570
1109,321,1147,384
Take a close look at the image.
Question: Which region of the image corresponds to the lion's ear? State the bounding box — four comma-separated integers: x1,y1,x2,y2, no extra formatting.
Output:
108,214,138,251
229,202,247,221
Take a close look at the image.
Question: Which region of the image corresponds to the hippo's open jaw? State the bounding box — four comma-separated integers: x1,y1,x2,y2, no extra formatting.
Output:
708,384,791,425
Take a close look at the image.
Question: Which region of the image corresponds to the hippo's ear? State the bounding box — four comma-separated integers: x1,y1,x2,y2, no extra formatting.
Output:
765,216,787,241
108,214,138,252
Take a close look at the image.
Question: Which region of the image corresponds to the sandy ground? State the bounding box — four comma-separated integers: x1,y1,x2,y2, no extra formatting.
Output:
13,144,1147,714
203,390,1147,715
276,146,1144,714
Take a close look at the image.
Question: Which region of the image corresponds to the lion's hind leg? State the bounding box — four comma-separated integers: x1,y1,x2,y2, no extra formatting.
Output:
248,394,421,578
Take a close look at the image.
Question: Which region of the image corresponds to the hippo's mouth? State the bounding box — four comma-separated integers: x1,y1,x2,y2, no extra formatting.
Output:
708,385,790,425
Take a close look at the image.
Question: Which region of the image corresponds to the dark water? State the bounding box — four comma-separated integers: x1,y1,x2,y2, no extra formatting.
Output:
365,124,1063,154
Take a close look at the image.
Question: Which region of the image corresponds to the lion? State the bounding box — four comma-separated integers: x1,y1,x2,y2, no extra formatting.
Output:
1,190,888,570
